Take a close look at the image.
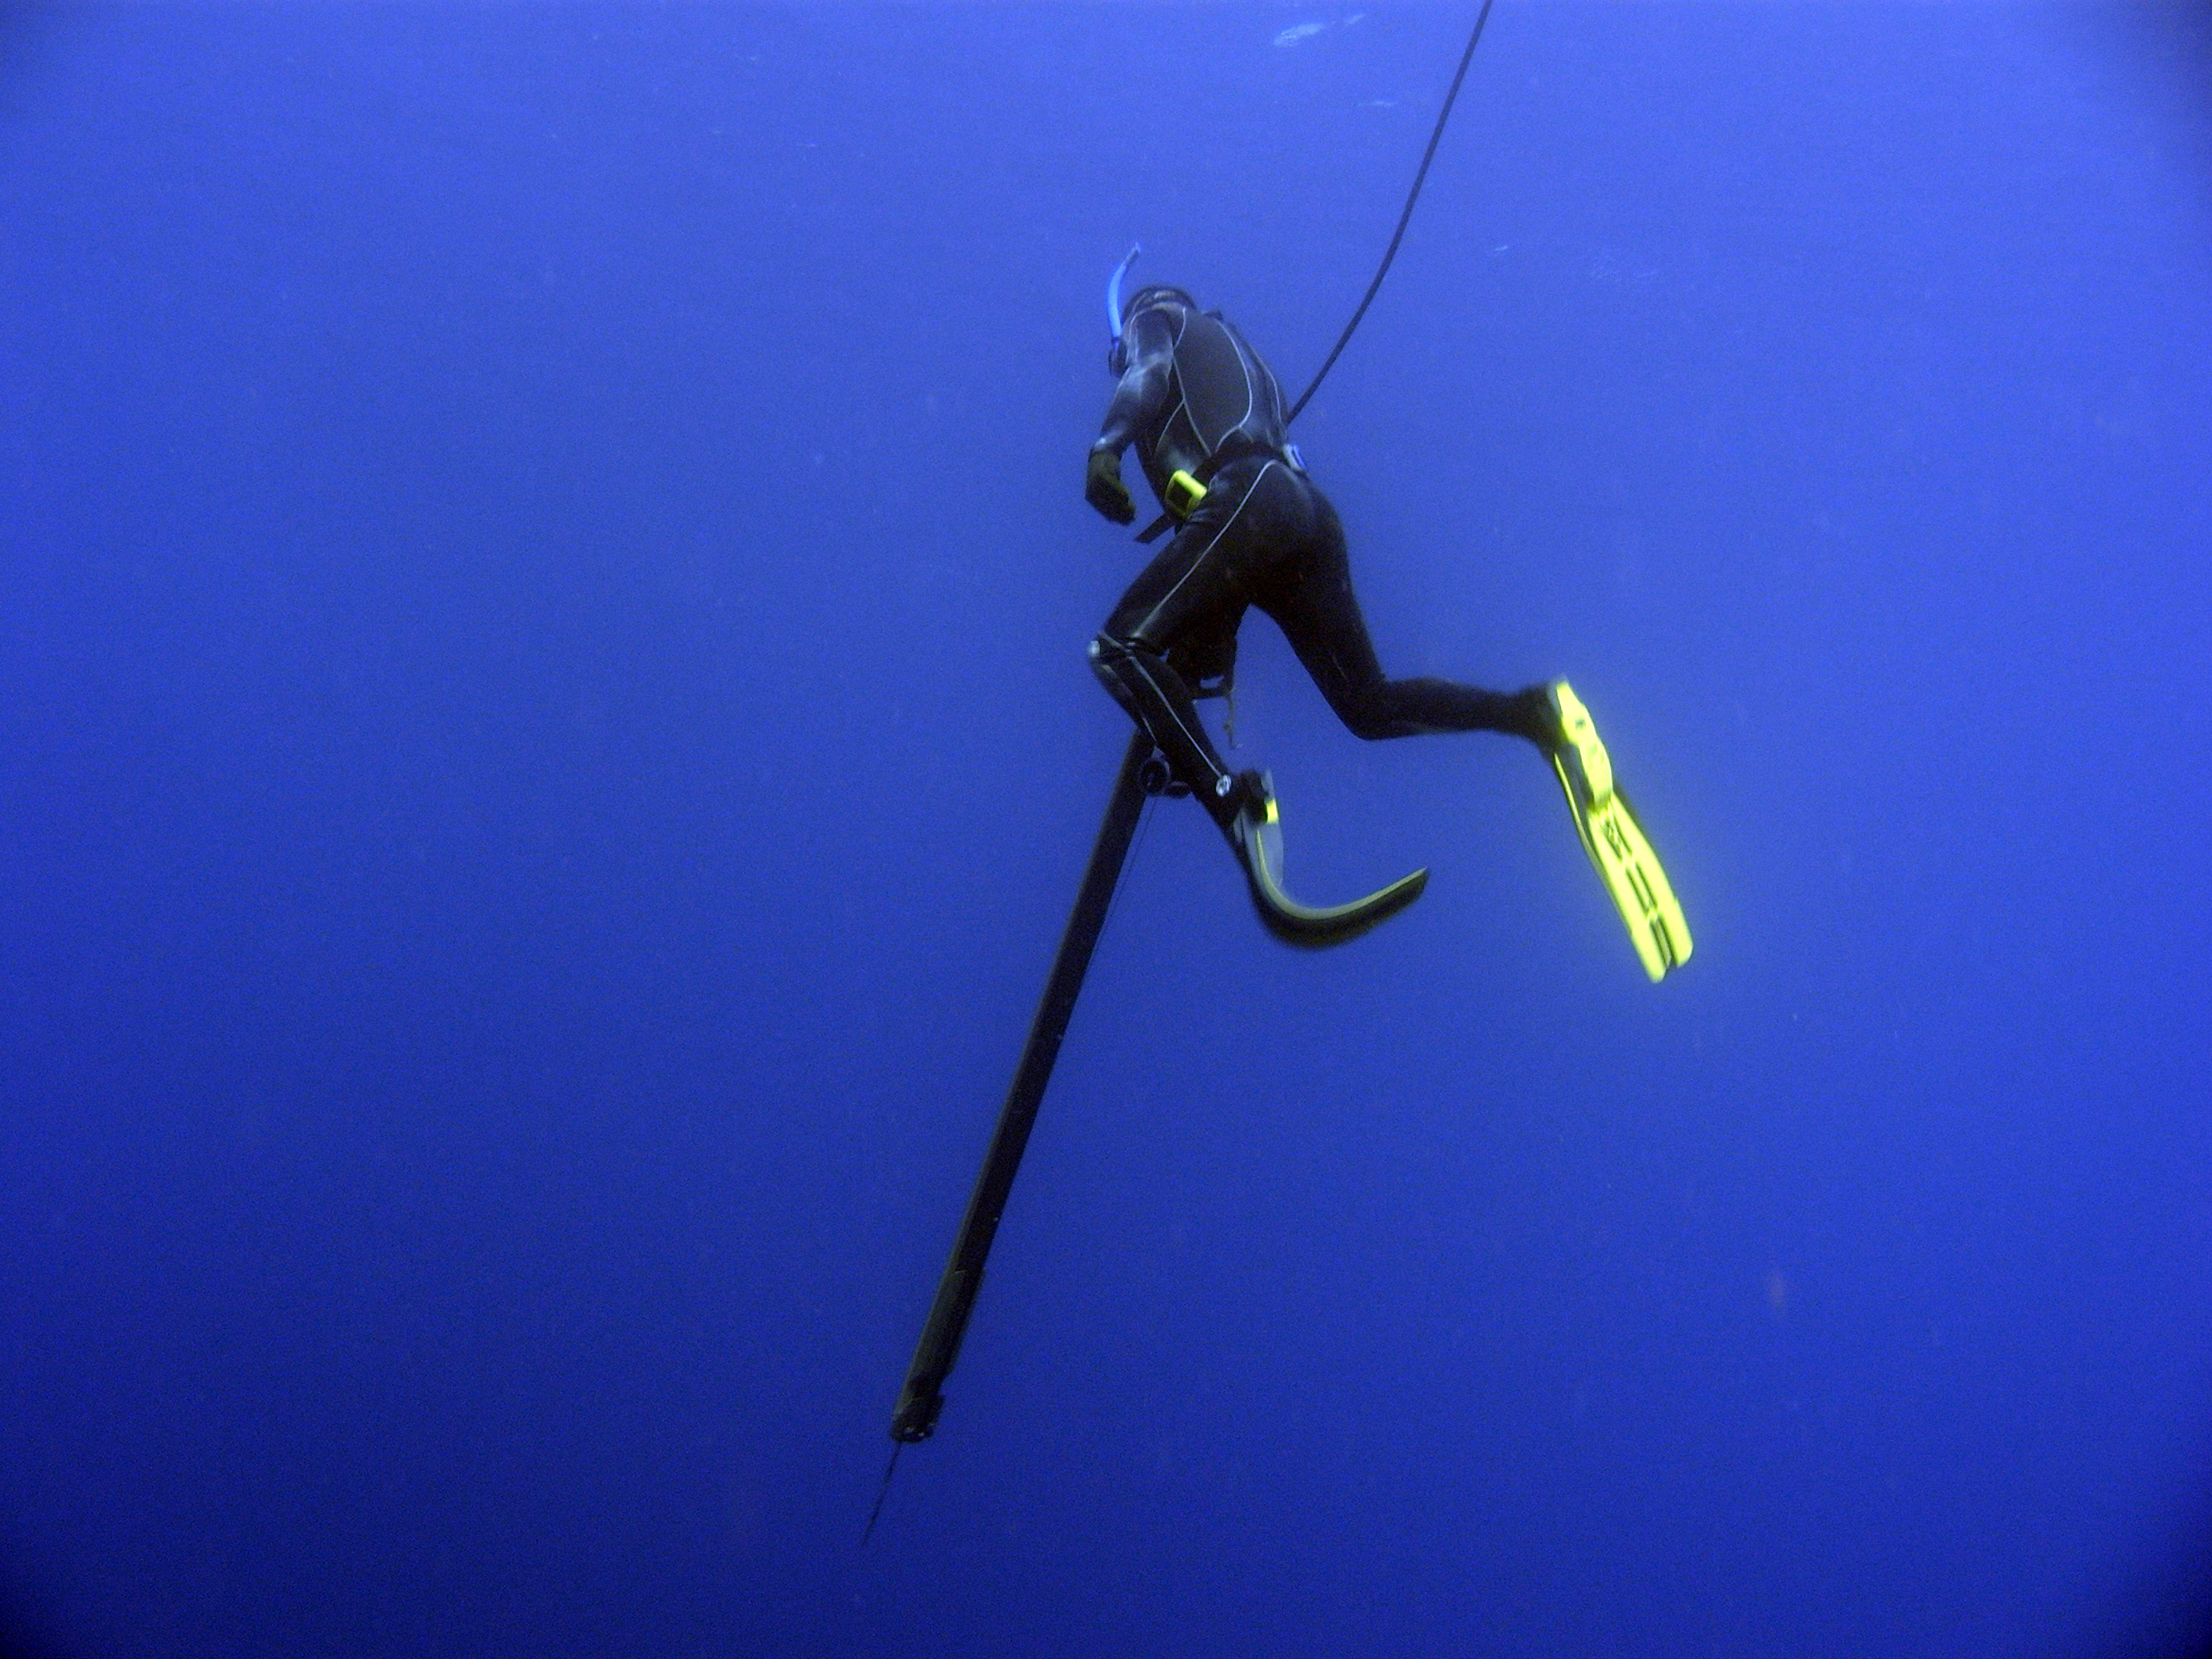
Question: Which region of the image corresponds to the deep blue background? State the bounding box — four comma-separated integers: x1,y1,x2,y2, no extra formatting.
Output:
4,4,2210,1655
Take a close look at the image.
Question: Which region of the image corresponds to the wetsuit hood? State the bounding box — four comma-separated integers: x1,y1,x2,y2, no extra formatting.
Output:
1123,284,1196,325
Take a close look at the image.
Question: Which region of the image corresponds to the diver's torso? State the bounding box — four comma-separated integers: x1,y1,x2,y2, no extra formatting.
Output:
1138,307,1292,502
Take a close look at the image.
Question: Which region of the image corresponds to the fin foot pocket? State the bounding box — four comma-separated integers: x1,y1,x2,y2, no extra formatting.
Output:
1229,772,1426,948
1545,682,1692,982
1550,679,1613,805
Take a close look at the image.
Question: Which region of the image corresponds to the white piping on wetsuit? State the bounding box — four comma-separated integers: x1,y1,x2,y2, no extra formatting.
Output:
1216,332,1257,452
1158,307,1193,463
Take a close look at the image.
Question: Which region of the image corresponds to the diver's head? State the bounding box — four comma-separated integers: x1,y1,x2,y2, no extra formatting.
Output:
1107,284,1194,375
1106,244,1197,375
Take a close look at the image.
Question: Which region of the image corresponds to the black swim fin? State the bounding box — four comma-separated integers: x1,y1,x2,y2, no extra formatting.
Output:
1224,771,1426,947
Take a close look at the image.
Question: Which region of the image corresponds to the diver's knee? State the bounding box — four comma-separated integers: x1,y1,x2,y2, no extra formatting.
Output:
1090,632,1158,674
1089,634,1137,700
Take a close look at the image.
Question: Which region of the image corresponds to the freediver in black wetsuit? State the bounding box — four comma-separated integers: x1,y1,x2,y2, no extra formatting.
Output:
1084,281,1562,861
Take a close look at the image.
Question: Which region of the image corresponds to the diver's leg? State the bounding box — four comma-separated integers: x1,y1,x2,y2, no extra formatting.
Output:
1091,465,1278,825
1261,488,1556,747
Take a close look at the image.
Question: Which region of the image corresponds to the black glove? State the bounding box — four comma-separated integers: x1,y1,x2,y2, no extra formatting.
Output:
1086,445,1135,525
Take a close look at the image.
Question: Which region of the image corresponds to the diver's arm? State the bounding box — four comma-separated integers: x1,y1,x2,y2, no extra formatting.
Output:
1092,308,1175,457
1086,311,1173,524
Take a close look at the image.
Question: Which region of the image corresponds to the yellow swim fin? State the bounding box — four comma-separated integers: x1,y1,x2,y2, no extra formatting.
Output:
1547,681,1692,982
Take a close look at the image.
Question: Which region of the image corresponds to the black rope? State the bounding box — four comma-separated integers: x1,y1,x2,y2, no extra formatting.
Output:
1285,0,1500,426
860,1440,902,1546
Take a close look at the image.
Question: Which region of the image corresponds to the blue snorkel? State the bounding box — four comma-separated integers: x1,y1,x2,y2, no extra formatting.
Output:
1105,243,1141,376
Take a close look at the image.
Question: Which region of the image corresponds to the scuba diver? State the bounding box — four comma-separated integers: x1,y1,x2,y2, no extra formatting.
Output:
873,21,1689,1507
1083,262,1690,971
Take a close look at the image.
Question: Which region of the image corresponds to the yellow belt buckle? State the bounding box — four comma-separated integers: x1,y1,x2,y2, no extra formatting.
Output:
1164,469,1208,518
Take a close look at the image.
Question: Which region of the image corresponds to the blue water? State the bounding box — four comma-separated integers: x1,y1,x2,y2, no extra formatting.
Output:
4,4,2210,1655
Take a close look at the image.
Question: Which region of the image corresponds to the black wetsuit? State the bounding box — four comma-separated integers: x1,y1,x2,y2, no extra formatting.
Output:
1087,293,1554,825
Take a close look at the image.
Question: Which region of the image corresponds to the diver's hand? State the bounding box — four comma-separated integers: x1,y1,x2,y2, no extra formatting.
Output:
1086,445,1135,524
